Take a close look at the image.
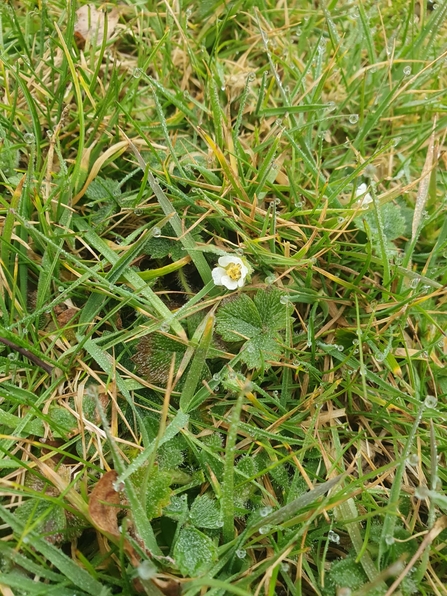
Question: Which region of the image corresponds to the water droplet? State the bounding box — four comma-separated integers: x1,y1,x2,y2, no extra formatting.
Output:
384,535,395,546
415,485,430,499
392,137,401,147
137,560,156,580
337,216,345,223
424,395,437,408
212,373,221,382
134,209,143,216
248,72,256,82
280,562,290,571
24,132,35,144
336,344,344,351
274,197,281,206
220,86,226,92
348,114,359,124
280,295,289,305
352,338,359,345
152,227,161,238
112,480,125,492
265,275,276,285
58,286,64,293
258,525,271,534
260,506,272,517
294,200,303,209
160,322,170,333
403,65,412,76
235,248,244,255
410,278,419,289
272,390,279,398
133,67,143,78
407,454,419,466
7,352,16,361
46,129,53,138
328,530,340,543
236,548,246,559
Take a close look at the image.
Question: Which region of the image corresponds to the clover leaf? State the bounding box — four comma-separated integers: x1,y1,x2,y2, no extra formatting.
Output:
215,288,292,370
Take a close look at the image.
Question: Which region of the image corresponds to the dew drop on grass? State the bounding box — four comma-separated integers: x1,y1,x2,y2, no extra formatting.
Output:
113,479,125,492
280,295,289,305
265,275,276,285
212,373,221,382
384,535,395,546
137,560,156,580
325,101,336,112
406,454,419,466
58,286,64,293
336,344,344,351
348,114,359,124
248,72,256,82
410,278,419,289
7,353,16,361
281,562,290,571
160,322,170,333
133,68,142,78
259,525,271,534
24,132,35,144
328,530,340,543
152,227,161,238
134,209,143,216
236,548,246,559
260,505,273,517
424,395,438,408
403,65,412,76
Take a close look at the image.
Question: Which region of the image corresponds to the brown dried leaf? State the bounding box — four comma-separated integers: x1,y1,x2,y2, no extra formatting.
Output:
74,4,120,45
89,470,121,536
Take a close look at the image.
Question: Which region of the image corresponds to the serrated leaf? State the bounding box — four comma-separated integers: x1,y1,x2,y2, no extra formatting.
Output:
215,289,291,370
132,333,187,384
254,287,289,330
164,494,189,521
189,495,223,529
173,526,218,576
215,294,262,342
145,467,173,520
15,500,67,541
240,334,281,369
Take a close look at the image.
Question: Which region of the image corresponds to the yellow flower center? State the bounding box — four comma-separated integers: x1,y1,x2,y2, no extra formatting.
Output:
226,263,242,281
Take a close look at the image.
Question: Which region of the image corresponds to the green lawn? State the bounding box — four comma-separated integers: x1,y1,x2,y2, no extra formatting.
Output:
1,1,447,595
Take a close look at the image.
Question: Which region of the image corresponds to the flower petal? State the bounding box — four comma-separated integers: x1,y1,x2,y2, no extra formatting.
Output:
218,255,243,268
355,183,367,196
212,267,226,285
221,275,239,290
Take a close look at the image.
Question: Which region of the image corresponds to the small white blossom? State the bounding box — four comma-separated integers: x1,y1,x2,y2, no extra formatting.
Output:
212,255,248,290
354,183,373,209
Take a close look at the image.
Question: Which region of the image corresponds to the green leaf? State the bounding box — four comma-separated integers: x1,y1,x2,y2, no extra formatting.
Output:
85,177,121,202
254,288,290,331
145,467,173,520
189,495,223,529
15,500,67,541
174,526,218,577
215,294,262,342
215,289,292,369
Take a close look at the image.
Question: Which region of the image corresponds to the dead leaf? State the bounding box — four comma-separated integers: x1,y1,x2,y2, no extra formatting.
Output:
89,470,121,536
74,4,120,46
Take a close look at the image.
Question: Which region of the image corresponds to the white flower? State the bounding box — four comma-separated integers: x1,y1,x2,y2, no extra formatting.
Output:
212,256,248,290
354,183,373,209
